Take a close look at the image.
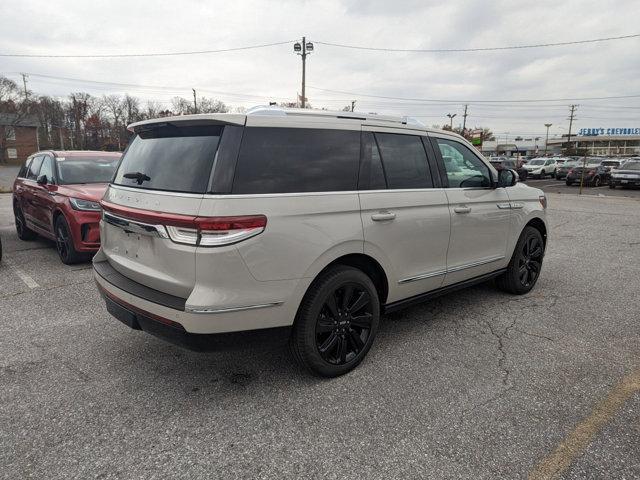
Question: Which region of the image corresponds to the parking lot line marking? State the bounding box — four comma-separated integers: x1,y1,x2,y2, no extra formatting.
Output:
5,260,40,289
528,369,640,480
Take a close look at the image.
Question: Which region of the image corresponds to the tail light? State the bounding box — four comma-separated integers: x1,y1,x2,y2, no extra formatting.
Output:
165,216,267,246
100,201,266,247
588,169,596,175
568,169,574,174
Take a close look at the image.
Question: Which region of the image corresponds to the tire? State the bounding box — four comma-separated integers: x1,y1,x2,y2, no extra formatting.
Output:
592,176,602,187
496,226,544,295
609,183,616,189
540,170,546,179
566,180,572,186
14,203,37,240
290,266,380,377
55,216,85,265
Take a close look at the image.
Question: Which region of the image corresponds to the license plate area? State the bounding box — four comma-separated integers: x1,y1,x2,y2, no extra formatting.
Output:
105,296,141,330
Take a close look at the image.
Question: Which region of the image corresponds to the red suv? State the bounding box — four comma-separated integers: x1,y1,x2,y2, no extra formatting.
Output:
13,151,121,264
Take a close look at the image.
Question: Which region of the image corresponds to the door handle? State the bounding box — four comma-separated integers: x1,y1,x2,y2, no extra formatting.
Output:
371,212,396,222
453,206,471,214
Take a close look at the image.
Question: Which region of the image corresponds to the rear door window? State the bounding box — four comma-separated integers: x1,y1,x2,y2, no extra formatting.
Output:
374,133,433,189
113,124,222,193
232,127,360,194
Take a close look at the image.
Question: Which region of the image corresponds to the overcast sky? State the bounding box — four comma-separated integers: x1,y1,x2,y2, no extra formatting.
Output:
1,0,638,138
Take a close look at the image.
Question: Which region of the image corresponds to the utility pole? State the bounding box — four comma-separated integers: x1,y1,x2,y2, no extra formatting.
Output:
192,89,198,114
351,100,356,112
461,104,468,137
566,105,577,154
446,113,457,130
544,123,552,155
20,73,29,101
293,37,313,108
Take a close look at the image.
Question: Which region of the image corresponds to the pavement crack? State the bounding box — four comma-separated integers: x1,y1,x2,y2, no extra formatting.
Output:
483,314,517,387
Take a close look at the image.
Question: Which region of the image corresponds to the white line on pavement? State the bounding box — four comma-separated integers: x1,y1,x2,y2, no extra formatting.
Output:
5,260,39,289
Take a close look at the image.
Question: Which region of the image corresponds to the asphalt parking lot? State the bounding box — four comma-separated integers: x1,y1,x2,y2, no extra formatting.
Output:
1,191,639,479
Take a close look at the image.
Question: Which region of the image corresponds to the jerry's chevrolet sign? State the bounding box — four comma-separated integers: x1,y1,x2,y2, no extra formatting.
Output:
578,127,640,136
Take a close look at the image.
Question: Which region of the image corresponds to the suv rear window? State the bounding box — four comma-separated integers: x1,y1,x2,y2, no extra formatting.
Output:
113,125,222,193
232,127,360,194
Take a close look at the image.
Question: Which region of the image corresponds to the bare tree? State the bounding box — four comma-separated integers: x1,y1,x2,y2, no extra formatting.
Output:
103,94,125,149
0,76,31,162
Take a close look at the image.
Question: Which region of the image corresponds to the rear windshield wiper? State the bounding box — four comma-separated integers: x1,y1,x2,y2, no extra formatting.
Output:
122,172,151,185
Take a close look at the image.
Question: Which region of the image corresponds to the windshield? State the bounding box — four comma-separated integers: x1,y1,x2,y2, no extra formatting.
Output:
528,159,545,165
602,161,619,167
113,124,222,194
56,155,121,184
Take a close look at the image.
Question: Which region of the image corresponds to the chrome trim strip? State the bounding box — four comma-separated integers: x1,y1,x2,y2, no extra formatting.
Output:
103,211,169,238
510,203,524,209
398,269,447,284
186,301,284,314
446,255,505,273
398,256,505,284
109,184,205,198
496,203,512,209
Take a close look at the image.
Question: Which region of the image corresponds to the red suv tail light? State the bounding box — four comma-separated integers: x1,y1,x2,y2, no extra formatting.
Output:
101,201,267,247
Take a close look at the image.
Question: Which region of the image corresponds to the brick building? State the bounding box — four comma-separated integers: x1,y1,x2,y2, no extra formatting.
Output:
0,113,39,165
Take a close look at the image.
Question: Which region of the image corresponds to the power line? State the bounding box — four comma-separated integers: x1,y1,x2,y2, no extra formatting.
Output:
313,33,640,53
0,40,295,58
307,86,640,103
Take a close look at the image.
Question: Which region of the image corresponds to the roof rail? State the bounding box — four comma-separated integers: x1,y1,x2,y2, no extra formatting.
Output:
246,105,425,128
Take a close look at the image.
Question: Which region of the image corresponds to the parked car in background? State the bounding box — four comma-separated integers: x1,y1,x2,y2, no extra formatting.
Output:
94,108,548,377
555,160,580,180
0,235,2,262
610,159,640,189
523,158,557,178
565,158,614,187
489,156,528,181
12,151,122,264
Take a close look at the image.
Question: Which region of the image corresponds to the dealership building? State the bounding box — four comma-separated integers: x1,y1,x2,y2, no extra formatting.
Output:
480,127,640,157
546,127,640,156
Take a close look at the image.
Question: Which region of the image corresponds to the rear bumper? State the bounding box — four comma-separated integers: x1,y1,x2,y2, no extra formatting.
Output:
100,291,290,351
94,258,301,339
611,179,640,187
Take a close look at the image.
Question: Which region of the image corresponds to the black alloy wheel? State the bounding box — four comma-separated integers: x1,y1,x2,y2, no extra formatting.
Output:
592,176,602,187
496,226,545,295
315,283,374,365
14,204,36,240
55,216,84,264
517,235,543,288
290,266,380,377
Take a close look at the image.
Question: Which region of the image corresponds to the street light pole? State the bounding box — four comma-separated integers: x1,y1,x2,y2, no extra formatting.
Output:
544,123,552,155
446,113,457,130
294,37,314,108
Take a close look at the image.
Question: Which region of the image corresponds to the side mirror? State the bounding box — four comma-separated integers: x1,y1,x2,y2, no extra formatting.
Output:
498,169,518,187
36,174,48,185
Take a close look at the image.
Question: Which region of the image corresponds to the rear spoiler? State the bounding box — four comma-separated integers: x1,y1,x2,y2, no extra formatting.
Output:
128,114,246,133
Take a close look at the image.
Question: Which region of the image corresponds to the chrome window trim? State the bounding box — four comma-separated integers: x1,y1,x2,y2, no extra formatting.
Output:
186,301,283,314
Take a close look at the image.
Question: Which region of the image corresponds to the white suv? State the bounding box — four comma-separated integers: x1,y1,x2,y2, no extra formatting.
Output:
94,107,547,377
523,157,558,178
